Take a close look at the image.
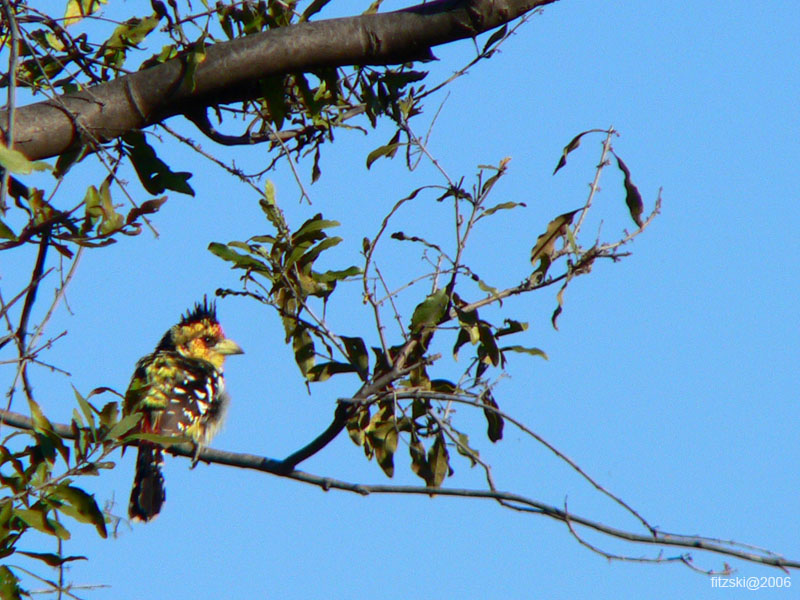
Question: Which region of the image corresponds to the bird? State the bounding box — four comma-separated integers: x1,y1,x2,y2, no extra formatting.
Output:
123,297,243,521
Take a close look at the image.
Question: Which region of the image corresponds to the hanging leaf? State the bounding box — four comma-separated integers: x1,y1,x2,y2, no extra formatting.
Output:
553,130,594,175
123,131,194,196
366,130,402,169
341,336,369,377
481,391,504,442
615,154,644,227
52,485,107,538
427,434,451,487
126,196,167,225
478,323,500,367
365,405,398,477
530,209,581,275
454,432,479,466
482,24,508,54
292,327,316,377
0,143,51,174
551,278,571,330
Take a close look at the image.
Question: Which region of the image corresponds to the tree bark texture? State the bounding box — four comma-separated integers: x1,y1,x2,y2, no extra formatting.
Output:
0,0,557,160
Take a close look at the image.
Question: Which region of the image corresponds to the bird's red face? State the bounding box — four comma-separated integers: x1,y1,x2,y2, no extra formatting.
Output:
173,318,243,369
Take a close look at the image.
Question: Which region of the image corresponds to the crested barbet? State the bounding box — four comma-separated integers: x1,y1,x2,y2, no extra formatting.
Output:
123,298,243,521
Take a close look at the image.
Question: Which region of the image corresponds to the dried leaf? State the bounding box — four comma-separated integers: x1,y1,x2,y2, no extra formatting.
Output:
530,209,581,273
481,391,504,442
615,154,644,227
553,130,594,175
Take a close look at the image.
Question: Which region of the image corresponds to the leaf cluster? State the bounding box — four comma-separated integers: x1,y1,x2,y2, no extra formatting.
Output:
0,390,142,597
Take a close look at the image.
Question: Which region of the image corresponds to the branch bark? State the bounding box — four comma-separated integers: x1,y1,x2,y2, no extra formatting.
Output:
0,0,557,161
1,406,798,571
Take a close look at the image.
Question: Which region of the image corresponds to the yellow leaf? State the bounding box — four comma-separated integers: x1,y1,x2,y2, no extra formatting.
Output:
64,0,106,27
0,142,51,174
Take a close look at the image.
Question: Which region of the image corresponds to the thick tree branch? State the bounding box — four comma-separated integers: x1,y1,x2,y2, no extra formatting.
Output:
0,0,557,161
1,406,798,571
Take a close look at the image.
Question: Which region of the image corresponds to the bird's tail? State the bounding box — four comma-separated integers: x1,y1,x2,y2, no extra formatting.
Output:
129,442,165,521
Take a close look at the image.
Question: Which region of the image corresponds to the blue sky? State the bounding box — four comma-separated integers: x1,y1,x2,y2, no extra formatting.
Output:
2,0,799,598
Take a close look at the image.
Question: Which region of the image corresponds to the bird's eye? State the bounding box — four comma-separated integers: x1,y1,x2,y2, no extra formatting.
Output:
202,335,216,345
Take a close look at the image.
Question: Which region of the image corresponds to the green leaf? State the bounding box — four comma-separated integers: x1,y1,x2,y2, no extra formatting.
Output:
427,434,450,487
260,75,288,130
54,143,90,178
455,432,479,466
298,236,342,268
53,485,107,538
14,508,70,540
0,565,24,600
0,219,16,241
293,214,340,243
73,387,96,435
64,0,106,27
482,24,508,53
481,201,525,219
183,35,207,93
496,319,528,337
615,154,644,227
0,143,51,174
452,326,472,360
102,15,161,69
366,142,402,169
306,361,358,382
410,289,448,333
260,180,289,234
366,405,398,478
340,336,369,377
18,551,87,567
106,412,142,440
501,345,548,360
409,435,428,481
98,402,120,429
475,276,500,296
481,391,504,442
430,379,456,393
123,131,195,196
123,432,186,446
293,327,316,377
27,398,54,435
95,178,124,235
316,266,362,283
208,242,269,272
478,323,500,367
301,0,332,21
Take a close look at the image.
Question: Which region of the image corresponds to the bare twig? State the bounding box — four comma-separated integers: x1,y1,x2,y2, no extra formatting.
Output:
0,405,796,571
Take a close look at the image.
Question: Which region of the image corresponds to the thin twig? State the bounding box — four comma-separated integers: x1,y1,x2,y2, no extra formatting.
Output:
0,406,796,571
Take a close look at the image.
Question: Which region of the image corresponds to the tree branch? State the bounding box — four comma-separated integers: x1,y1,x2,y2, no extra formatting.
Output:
0,406,797,571
0,0,557,161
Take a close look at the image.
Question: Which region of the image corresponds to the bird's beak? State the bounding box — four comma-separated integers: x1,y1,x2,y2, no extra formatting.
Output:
214,338,244,355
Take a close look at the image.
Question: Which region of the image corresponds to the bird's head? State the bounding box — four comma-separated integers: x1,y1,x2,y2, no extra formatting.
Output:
156,297,244,369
